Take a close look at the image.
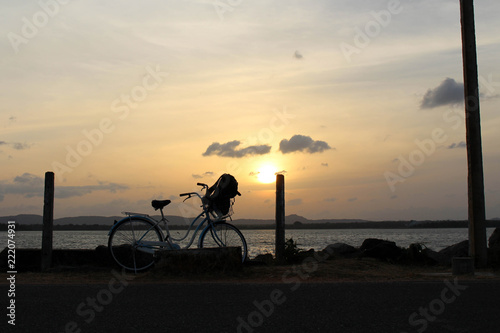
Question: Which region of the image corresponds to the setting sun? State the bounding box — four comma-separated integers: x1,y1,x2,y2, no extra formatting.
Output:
257,164,278,184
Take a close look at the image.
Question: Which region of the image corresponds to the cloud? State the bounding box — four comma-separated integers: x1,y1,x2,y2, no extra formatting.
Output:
202,140,271,158
420,78,464,109
448,141,466,149
279,135,332,154
287,198,302,206
324,197,336,202
14,173,43,184
0,173,128,201
347,197,357,202
55,183,128,199
192,171,214,179
0,141,32,150
294,50,303,60
0,173,45,199
321,163,329,167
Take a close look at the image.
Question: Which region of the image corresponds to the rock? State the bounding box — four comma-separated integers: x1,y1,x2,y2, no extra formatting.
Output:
489,228,500,248
488,228,500,266
295,248,316,262
253,253,274,265
439,240,469,257
322,243,359,259
425,240,469,266
402,243,438,265
360,238,402,261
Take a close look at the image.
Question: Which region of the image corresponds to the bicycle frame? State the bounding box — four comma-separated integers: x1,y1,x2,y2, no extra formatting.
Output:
108,180,247,272
108,188,222,254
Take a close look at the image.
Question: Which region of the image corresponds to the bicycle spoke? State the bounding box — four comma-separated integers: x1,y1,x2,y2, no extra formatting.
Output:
199,222,247,262
108,218,162,272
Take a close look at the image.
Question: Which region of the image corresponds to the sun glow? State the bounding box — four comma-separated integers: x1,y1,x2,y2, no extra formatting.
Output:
256,164,278,184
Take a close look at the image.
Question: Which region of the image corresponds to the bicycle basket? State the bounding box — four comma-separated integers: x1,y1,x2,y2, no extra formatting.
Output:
204,196,235,218
204,174,240,218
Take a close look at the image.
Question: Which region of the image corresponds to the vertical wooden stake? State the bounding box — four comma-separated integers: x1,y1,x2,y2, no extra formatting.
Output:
41,171,54,272
460,0,488,267
275,174,285,263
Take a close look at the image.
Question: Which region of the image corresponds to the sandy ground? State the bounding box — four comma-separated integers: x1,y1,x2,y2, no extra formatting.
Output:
3,257,500,285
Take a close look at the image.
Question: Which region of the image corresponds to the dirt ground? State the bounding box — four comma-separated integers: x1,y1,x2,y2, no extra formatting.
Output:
3,257,500,285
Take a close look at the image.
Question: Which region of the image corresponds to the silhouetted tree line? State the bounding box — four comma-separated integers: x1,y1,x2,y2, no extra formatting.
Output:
288,220,500,229
0,223,190,231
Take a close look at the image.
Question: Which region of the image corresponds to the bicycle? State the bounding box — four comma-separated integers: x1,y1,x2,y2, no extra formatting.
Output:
107,182,248,272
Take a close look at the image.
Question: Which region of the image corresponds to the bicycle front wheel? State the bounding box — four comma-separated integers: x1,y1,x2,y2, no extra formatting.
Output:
108,218,163,272
199,222,248,262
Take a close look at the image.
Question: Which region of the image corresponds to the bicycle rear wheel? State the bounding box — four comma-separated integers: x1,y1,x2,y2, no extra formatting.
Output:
199,222,248,262
108,218,163,272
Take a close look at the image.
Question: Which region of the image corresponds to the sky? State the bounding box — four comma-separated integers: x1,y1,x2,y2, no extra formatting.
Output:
1,0,499,221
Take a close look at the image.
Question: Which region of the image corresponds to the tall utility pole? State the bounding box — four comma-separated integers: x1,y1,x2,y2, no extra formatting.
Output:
41,171,55,271
275,174,285,263
460,0,487,267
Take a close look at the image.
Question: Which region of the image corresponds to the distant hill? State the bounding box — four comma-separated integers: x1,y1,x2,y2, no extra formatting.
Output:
0,214,196,226
1,214,44,225
0,214,368,226
2,214,500,230
231,214,368,226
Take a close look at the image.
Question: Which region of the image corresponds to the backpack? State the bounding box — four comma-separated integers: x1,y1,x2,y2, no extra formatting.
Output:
205,174,241,216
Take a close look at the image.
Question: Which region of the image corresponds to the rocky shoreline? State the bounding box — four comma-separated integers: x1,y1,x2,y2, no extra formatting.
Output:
256,227,500,267
2,228,499,273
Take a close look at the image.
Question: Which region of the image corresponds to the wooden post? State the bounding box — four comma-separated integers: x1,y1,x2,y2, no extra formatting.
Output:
41,171,54,272
460,0,488,267
275,174,285,263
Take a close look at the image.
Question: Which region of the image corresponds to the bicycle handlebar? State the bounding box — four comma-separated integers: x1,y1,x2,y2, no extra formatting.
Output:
179,183,208,200
179,191,203,199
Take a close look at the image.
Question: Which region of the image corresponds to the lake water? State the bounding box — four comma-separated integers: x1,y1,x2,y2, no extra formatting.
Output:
1,228,496,259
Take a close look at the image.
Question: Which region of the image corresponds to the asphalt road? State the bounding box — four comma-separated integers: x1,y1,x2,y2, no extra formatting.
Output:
4,279,500,333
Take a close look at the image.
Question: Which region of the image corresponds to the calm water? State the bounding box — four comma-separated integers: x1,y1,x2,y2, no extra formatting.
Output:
1,228,496,259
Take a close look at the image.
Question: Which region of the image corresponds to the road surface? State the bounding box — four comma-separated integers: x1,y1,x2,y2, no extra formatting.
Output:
4,279,500,332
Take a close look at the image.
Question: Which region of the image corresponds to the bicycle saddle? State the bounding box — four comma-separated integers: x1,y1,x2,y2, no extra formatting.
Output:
151,199,171,211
